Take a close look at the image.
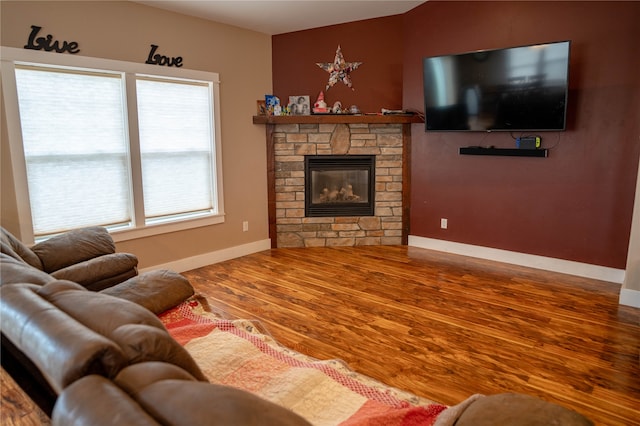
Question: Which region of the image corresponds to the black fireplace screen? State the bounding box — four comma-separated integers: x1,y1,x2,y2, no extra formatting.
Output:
305,155,375,217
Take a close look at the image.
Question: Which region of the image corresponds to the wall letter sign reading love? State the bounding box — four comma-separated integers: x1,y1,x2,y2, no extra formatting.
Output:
24,25,80,54
145,45,183,67
22,26,185,67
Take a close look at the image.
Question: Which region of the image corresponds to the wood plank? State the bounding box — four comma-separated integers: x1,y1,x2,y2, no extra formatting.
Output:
0,367,50,425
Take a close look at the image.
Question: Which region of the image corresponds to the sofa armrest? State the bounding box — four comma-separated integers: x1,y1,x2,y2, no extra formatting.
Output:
50,253,138,287
111,324,207,381
114,363,312,426
137,380,313,425
31,226,118,273
52,375,161,426
101,270,194,314
435,393,594,426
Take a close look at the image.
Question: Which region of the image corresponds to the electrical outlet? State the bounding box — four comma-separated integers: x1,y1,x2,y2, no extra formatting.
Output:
440,218,448,229
242,221,249,232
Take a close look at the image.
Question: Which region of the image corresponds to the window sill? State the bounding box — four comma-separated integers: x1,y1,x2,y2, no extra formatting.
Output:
110,214,225,242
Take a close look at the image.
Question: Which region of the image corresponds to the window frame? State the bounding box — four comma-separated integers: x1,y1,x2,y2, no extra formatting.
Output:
1,47,225,244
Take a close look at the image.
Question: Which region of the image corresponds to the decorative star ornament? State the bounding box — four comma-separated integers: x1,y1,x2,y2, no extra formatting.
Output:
316,45,362,91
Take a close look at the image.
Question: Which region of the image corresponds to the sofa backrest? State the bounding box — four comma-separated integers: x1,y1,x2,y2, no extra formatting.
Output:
0,279,207,397
0,283,128,394
0,227,43,270
38,280,207,381
0,252,54,286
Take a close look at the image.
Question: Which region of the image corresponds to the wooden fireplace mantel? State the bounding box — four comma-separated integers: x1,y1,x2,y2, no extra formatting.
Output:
252,114,423,125
254,114,423,247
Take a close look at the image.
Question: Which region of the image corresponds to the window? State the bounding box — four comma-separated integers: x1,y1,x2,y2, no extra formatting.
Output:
1,47,224,243
15,66,131,235
136,77,216,224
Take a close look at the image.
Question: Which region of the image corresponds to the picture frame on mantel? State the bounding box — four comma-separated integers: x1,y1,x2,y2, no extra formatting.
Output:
289,95,310,116
256,100,267,116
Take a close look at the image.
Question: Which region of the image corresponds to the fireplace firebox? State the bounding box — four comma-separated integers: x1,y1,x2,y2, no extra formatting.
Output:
305,155,375,217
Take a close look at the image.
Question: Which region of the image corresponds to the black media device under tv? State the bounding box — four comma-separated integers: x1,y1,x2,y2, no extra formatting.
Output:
422,40,570,132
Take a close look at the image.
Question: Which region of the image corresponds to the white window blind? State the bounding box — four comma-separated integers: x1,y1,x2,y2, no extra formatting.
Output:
136,77,216,223
15,66,131,236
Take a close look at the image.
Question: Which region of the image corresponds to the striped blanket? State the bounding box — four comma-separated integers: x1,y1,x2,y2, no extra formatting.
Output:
159,297,447,425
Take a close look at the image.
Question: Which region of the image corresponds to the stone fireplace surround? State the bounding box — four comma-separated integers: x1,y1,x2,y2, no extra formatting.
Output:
254,115,420,248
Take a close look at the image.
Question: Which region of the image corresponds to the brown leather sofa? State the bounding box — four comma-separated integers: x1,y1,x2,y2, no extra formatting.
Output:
0,278,311,425
1,225,309,424
0,251,191,412
1,226,138,291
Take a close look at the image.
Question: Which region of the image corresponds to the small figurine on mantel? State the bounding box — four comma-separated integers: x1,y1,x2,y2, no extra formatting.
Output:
313,91,328,113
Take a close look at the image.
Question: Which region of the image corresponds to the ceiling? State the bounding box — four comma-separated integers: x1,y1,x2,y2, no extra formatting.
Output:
133,0,426,35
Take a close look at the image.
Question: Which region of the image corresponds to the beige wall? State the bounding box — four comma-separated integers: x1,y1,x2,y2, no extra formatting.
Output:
1,1,272,268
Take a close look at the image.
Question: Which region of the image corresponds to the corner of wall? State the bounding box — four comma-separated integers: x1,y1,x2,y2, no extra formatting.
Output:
622,152,640,296
619,288,640,308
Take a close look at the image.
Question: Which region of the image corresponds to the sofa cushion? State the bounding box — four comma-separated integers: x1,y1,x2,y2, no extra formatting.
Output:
0,283,128,393
101,269,194,314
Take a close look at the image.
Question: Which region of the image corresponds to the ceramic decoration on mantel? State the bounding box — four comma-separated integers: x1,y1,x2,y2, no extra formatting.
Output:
313,91,328,113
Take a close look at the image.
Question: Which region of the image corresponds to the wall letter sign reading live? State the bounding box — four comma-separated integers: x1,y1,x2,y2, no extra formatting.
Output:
145,45,183,67
24,25,80,54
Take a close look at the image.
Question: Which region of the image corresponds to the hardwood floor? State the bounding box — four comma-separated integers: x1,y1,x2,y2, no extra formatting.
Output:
2,246,638,425
0,368,50,425
183,246,639,426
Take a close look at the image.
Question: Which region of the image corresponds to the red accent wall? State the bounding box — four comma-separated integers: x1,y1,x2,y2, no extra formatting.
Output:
272,15,404,113
272,1,640,269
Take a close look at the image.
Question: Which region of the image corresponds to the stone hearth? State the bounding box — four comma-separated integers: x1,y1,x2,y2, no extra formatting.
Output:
273,122,405,247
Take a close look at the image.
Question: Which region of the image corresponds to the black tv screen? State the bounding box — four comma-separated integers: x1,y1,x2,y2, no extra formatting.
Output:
423,41,570,132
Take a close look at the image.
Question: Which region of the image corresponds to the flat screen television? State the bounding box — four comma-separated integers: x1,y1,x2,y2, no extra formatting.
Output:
422,41,570,132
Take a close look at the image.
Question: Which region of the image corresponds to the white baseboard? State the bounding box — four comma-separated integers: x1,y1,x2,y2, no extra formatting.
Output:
139,239,271,274
408,236,626,284
619,289,640,308
138,236,639,308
